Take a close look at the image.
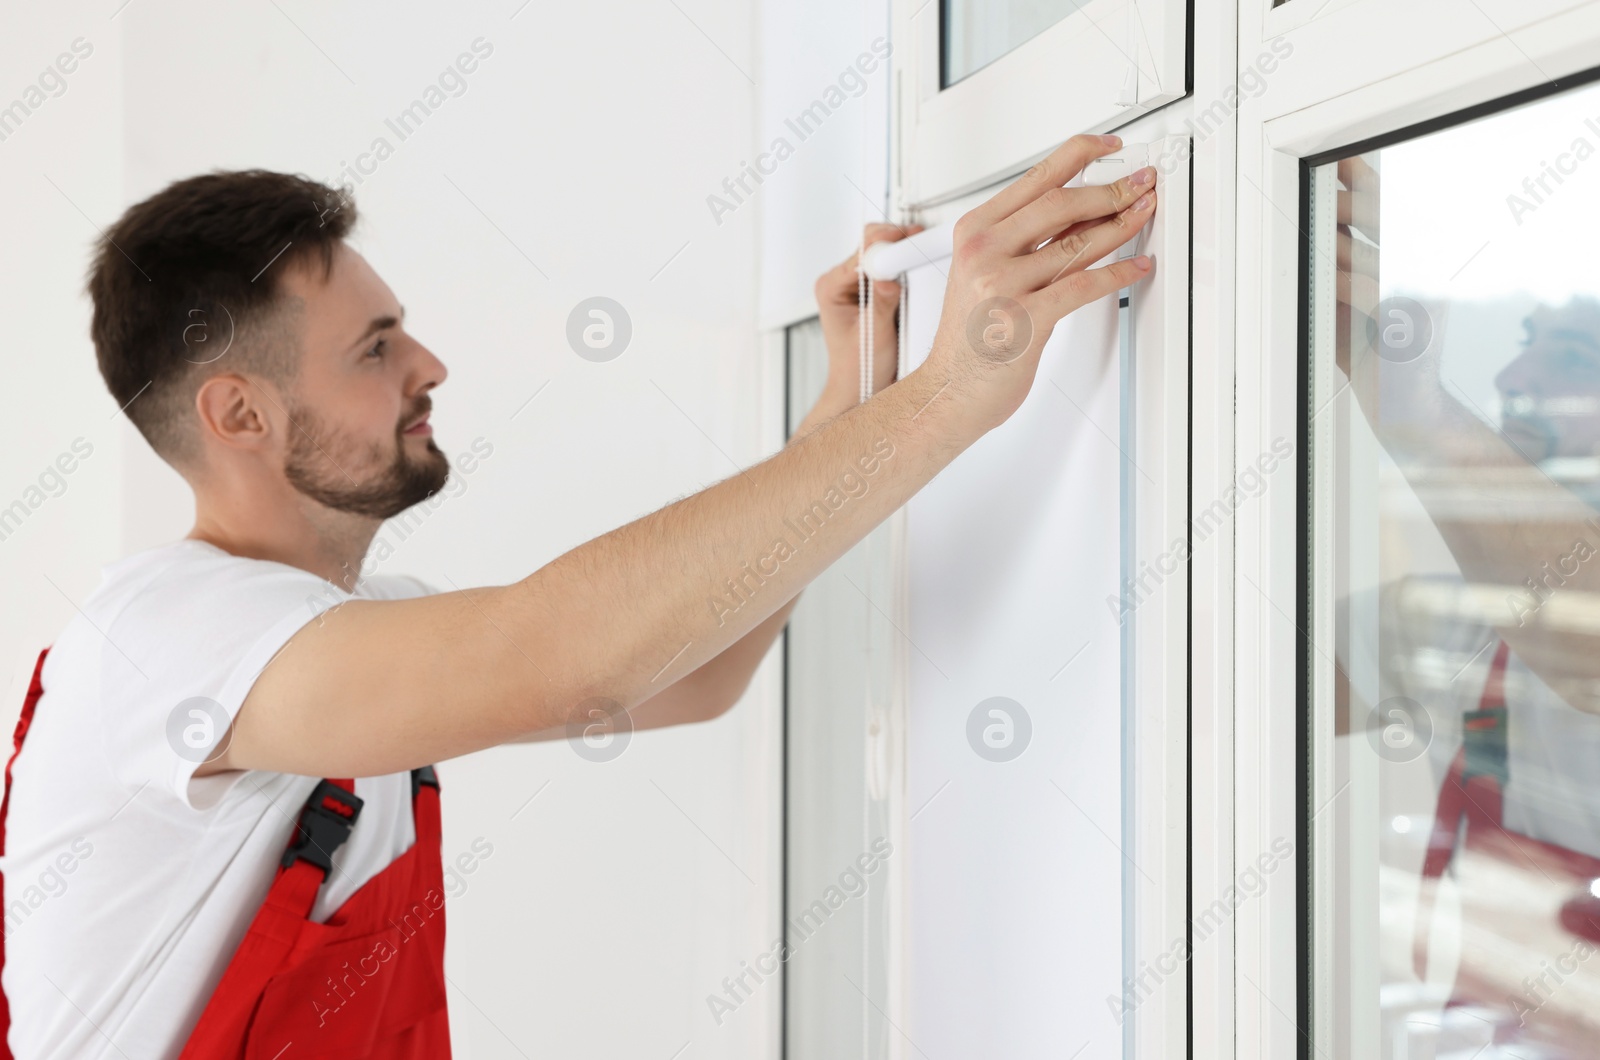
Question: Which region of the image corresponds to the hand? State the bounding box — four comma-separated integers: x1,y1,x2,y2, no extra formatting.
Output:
814,222,926,405
922,134,1156,433
1334,153,1381,384
1334,155,1450,428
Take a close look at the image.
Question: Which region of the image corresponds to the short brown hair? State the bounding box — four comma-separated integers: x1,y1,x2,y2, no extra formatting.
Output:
88,170,356,465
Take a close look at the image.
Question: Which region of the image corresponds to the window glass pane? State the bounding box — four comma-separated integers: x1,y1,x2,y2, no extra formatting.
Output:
782,317,897,1060
1310,80,1600,1058
942,0,1084,86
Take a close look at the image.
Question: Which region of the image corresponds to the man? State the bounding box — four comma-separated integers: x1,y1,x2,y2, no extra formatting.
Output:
0,134,1156,1057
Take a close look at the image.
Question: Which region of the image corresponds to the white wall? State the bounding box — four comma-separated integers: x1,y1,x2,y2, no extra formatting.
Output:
5,2,783,1057
756,0,891,328
0,8,125,729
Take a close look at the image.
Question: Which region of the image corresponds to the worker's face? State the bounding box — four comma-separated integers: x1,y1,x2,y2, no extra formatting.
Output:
1495,302,1600,463
276,243,450,518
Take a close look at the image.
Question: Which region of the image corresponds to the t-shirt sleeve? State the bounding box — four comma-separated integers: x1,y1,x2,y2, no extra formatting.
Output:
97,552,350,812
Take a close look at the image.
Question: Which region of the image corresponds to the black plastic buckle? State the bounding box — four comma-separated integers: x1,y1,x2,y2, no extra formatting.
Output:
1462,706,1510,788
411,764,439,798
280,780,365,875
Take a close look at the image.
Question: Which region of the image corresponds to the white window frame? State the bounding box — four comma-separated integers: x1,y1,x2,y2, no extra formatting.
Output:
1121,130,1193,1060
891,0,1188,207
1229,2,1600,1058
878,0,1240,1054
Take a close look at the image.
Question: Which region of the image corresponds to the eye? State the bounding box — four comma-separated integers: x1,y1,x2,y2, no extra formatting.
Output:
365,338,387,360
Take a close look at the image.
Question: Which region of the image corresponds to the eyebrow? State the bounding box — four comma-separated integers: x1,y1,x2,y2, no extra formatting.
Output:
1550,328,1600,351
346,305,405,353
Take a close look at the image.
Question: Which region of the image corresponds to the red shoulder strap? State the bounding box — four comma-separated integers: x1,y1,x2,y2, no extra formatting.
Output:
1413,639,1511,980
1422,639,1512,880
0,647,52,1060
178,774,437,1058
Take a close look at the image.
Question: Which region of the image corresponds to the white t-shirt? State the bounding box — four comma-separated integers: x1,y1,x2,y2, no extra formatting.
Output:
0,539,436,1060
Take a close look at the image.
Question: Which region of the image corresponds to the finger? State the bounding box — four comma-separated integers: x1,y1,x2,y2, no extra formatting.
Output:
817,249,923,310
1335,186,1380,244
1334,227,1380,325
1336,155,1380,241
1335,266,1379,318
1013,189,1155,292
1336,153,1379,196
869,274,905,302
1335,223,1378,279
1031,254,1153,327
846,269,904,308
992,167,1155,253
816,252,874,308
1035,215,1101,255
964,133,1123,229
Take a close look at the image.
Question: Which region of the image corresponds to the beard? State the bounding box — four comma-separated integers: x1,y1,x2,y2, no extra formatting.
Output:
1500,413,1558,465
282,398,450,519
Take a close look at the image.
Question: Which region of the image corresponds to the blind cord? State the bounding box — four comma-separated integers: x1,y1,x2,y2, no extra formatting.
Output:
861,248,914,403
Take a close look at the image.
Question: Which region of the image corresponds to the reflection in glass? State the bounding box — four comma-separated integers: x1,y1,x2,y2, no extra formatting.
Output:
1311,81,1600,1057
942,0,1084,86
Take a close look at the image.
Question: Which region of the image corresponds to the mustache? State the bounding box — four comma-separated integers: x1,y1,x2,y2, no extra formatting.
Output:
399,397,432,433
1500,412,1557,455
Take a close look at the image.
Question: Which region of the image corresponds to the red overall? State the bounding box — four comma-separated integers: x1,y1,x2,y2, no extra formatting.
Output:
1416,639,1600,1052
0,647,451,1059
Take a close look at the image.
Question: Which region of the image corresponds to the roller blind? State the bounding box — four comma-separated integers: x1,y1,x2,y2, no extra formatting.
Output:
900,257,1127,1057
783,134,1189,1059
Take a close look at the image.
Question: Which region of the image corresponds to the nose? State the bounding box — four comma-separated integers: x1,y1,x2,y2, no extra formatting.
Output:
1494,348,1539,408
409,335,448,395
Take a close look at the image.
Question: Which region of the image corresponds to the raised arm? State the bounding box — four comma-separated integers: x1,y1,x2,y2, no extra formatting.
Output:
1336,155,1600,713
203,133,1157,779
510,222,928,742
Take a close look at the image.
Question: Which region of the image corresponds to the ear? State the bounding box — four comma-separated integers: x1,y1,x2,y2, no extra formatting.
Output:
194,373,276,454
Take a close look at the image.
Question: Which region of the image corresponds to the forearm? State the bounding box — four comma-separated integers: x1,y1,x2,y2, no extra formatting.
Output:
516,597,804,741
500,365,969,731
525,385,865,739
639,593,805,727
640,387,862,703
1368,383,1600,709
1377,385,1596,581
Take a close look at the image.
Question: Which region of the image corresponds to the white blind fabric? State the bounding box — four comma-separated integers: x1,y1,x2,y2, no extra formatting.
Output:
900,260,1126,1059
